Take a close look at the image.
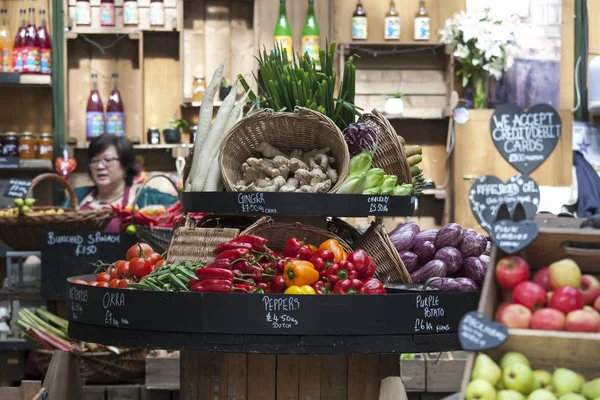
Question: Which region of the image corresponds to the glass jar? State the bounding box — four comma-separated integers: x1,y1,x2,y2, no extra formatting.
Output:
3,132,18,156
192,76,206,103
38,132,54,160
147,126,160,145
18,132,36,159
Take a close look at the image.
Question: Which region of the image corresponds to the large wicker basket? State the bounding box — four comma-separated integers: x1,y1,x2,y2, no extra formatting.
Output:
219,107,350,193
352,221,412,284
0,173,113,250
240,217,353,253
359,109,412,184
35,348,147,384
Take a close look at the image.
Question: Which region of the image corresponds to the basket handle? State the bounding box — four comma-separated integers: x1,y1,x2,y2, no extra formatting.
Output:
295,107,343,134
26,173,78,209
132,174,180,209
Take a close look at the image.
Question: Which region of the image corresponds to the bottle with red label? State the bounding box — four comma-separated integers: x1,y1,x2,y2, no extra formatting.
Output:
100,0,116,27
22,8,40,74
37,9,51,75
13,10,26,73
106,73,125,136
86,73,106,141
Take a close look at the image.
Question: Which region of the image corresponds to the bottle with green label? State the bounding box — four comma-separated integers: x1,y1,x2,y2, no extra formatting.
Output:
274,0,292,59
301,0,320,68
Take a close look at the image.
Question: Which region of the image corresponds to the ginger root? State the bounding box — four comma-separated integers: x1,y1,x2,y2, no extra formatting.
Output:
326,167,339,184
313,179,332,193
258,142,286,158
297,185,315,193
280,178,299,193
246,158,281,178
294,169,311,186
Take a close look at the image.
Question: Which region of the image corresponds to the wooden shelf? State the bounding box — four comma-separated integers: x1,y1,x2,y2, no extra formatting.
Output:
0,288,42,301
184,100,223,108
0,73,51,86
73,143,193,150
422,188,447,200
339,41,446,49
0,158,53,171
65,29,140,40
383,107,452,120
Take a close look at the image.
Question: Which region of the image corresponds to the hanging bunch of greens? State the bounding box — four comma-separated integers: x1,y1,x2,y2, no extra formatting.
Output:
238,41,360,131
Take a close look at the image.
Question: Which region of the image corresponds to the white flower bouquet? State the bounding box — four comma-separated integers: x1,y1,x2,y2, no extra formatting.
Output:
440,8,517,108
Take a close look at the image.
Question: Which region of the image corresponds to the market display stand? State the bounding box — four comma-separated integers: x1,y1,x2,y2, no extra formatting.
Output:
67,193,480,399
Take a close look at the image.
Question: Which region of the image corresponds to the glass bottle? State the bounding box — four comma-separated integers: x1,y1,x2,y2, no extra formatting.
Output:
301,0,320,67
100,0,116,27
273,0,292,58
150,0,165,27
384,1,400,40
352,1,367,40
22,8,40,74
76,0,91,26
0,9,12,73
37,10,51,75
192,75,206,103
86,73,105,141
106,73,125,136
124,0,139,26
414,0,431,41
13,10,26,73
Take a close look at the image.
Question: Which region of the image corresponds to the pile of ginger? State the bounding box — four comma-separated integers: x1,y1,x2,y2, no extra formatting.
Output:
233,142,339,193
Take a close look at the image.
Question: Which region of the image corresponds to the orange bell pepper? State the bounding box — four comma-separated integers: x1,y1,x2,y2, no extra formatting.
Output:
308,244,318,252
283,260,319,287
318,239,347,263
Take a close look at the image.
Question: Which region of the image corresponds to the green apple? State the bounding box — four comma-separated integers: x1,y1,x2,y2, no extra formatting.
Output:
528,389,557,400
497,381,505,390
504,363,535,395
466,379,498,400
473,354,503,386
559,394,586,400
498,390,526,400
534,371,553,388
553,368,585,397
582,378,600,399
501,352,531,370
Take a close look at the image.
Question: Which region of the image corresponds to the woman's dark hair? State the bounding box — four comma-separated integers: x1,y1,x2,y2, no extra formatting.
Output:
87,134,137,186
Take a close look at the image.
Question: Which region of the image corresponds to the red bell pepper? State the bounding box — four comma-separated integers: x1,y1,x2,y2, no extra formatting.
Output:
359,278,387,294
346,250,376,280
296,245,314,261
283,237,303,258
230,235,269,252
275,257,296,274
309,249,335,276
215,248,251,261
188,278,200,287
213,241,253,255
333,278,364,295
195,267,235,281
269,275,287,293
326,260,358,288
311,280,330,295
205,258,232,270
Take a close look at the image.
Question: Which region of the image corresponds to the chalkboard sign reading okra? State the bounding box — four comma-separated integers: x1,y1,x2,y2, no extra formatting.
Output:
490,104,561,175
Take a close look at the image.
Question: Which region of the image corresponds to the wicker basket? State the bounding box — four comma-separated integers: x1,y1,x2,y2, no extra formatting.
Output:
359,109,412,184
219,107,350,193
197,214,259,230
240,217,353,253
133,175,180,254
165,217,240,265
0,173,113,250
353,221,412,284
35,348,147,384
327,217,363,247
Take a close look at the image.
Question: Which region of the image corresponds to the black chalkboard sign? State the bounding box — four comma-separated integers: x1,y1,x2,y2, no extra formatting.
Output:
490,219,539,255
469,174,539,233
490,104,561,175
3,178,32,198
41,231,137,300
0,157,20,169
459,311,508,351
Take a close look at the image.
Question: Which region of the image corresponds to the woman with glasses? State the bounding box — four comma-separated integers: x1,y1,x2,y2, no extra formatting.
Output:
65,134,177,232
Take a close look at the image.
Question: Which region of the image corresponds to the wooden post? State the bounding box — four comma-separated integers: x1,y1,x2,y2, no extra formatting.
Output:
41,351,84,399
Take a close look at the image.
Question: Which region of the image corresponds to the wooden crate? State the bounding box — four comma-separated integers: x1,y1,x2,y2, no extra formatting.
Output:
452,109,574,233
146,352,180,391
425,352,467,392
459,227,600,398
401,354,426,392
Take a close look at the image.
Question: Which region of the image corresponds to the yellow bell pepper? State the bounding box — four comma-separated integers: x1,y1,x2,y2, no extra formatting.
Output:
283,260,320,287
284,285,316,295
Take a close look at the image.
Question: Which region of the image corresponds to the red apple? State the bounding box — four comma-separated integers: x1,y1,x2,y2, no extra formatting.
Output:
550,286,585,314
579,275,600,305
530,308,565,331
497,303,532,329
548,291,554,304
595,296,600,312
565,309,600,332
549,259,582,289
533,267,551,292
495,302,511,322
583,306,600,325
513,281,547,311
495,256,530,290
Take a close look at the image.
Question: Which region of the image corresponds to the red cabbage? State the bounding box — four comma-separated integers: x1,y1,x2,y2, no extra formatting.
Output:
434,247,463,275
343,122,378,156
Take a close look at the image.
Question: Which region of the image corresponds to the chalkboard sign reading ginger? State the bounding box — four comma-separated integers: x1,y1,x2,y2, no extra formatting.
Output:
490,104,561,175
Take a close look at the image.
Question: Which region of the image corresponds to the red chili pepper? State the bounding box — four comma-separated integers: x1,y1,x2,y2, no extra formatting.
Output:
188,278,200,287
309,249,335,276
191,279,234,293
232,259,254,274
195,267,235,281
311,280,330,295
359,278,387,294
297,245,314,261
213,241,253,255
230,235,269,252
233,283,253,293
216,248,251,261
283,237,303,258
269,275,287,293
326,260,358,288
347,250,376,280
205,258,232,270
254,282,269,293
334,278,364,295
248,265,265,282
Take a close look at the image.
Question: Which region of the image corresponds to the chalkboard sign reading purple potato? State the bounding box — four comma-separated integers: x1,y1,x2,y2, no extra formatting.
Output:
490,104,561,175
